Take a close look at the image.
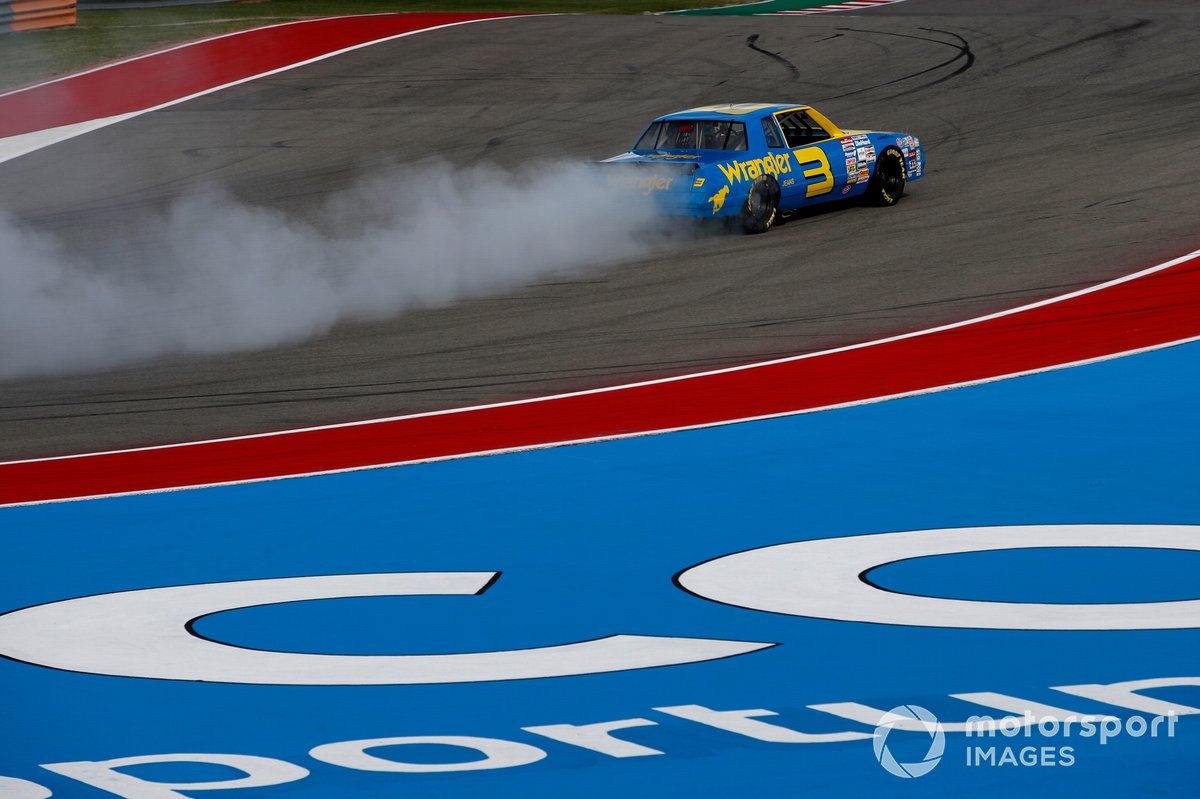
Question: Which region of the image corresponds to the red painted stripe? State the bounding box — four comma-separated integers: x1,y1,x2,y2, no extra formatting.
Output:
4,250,1199,506
0,13,516,138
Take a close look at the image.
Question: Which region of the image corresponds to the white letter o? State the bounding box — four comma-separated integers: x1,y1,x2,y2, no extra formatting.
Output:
310,736,545,773
677,525,1200,630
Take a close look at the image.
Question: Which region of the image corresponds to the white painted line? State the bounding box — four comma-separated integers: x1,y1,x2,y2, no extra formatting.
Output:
0,13,438,99
764,0,903,13
7,245,1197,468
5,332,1199,509
0,15,540,166
0,113,139,165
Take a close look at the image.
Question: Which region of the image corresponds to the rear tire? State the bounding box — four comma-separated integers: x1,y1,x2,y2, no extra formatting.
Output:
865,146,906,207
740,176,779,234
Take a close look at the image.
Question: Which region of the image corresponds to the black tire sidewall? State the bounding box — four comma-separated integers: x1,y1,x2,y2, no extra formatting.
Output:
740,176,780,234
867,147,906,206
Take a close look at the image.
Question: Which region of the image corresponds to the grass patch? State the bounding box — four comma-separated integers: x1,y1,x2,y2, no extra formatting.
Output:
0,0,735,92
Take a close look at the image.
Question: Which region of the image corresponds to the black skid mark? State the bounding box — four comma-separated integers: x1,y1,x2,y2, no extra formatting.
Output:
820,27,975,102
745,34,800,81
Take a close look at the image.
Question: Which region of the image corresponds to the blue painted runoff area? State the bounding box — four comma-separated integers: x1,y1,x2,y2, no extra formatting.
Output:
2,341,1199,797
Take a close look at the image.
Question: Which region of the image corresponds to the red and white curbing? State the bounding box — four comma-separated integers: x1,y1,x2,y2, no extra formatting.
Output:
2,245,1199,507
772,0,906,15
0,13,528,165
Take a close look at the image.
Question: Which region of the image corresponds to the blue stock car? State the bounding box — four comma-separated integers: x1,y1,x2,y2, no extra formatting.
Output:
602,103,925,233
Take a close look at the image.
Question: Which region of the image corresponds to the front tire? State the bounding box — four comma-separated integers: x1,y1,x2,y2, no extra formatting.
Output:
865,146,906,207
740,176,779,234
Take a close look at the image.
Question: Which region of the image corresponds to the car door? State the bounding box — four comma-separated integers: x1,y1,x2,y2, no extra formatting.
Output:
771,109,848,209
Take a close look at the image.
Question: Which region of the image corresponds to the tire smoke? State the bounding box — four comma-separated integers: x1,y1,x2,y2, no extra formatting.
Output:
0,161,682,381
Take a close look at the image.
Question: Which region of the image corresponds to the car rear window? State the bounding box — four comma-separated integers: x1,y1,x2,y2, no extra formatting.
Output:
635,120,748,151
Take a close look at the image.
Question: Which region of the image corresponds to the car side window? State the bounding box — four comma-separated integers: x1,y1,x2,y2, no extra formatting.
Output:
724,123,748,151
761,116,785,148
776,110,830,148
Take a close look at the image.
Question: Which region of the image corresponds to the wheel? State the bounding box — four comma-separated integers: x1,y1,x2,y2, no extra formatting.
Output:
864,146,906,206
739,175,779,234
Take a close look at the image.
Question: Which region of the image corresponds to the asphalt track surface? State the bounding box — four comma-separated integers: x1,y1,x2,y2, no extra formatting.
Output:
2,0,1199,459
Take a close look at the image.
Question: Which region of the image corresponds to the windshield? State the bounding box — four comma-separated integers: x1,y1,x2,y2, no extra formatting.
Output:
635,120,748,152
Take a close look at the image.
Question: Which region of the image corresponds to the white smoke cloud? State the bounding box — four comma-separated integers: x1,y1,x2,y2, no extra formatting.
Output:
0,161,686,380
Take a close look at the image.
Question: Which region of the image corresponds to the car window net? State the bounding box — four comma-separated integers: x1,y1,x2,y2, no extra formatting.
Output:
777,111,828,147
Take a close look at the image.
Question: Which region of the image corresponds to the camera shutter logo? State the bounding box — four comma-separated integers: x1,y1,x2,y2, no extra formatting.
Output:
873,705,945,778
